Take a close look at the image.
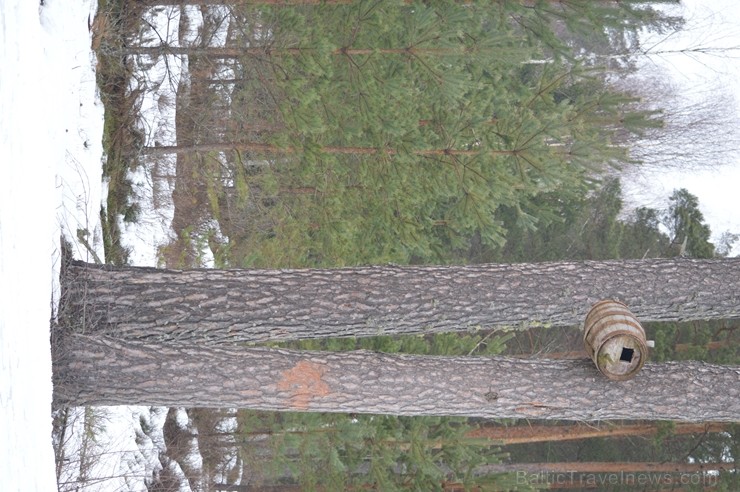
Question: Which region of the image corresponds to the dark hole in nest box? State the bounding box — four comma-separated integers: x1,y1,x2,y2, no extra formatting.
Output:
620,347,635,363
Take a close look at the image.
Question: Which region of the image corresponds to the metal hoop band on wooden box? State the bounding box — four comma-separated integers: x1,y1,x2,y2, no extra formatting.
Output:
583,300,649,381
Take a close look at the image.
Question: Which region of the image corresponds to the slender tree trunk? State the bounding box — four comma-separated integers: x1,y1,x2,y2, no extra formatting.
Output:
212,422,729,448
133,0,352,6
213,482,504,492
141,141,517,157
125,46,477,58
675,341,725,352
475,461,732,475
129,0,597,8
52,335,740,421
465,422,729,444
61,258,740,344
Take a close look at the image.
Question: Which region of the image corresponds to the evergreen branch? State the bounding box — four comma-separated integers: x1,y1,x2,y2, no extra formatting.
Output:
526,69,574,109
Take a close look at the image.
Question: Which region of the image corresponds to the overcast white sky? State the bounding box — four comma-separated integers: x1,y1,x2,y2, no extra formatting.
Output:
623,0,740,253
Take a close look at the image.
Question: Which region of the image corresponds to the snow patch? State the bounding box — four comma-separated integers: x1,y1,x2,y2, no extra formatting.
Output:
1,0,104,489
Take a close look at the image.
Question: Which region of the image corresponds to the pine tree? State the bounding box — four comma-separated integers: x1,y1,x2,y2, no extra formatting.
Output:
665,188,715,258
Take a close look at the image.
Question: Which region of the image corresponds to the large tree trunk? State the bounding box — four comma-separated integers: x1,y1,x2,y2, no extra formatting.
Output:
60,258,740,344
52,335,740,421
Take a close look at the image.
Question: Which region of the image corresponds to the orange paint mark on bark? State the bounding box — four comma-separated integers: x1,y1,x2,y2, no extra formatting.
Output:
277,360,330,410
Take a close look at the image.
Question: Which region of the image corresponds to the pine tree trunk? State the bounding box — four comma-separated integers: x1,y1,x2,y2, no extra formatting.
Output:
52,334,740,421
60,258,740,344
141,141,516,157
132,0,351,6
351,422,729,450
465,422,728,444
124,46,473,58
475,461,732,474
675,341,725,352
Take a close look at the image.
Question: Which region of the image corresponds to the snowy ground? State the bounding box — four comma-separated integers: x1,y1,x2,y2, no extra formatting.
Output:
0,0,95,489
0,1,157,490
1,1,207,490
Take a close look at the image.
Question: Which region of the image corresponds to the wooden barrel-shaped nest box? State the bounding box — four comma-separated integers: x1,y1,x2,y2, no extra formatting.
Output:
583,300,650,381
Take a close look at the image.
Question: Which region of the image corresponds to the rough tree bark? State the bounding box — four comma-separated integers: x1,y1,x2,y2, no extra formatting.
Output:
53,335,740,421
61,258,740,344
